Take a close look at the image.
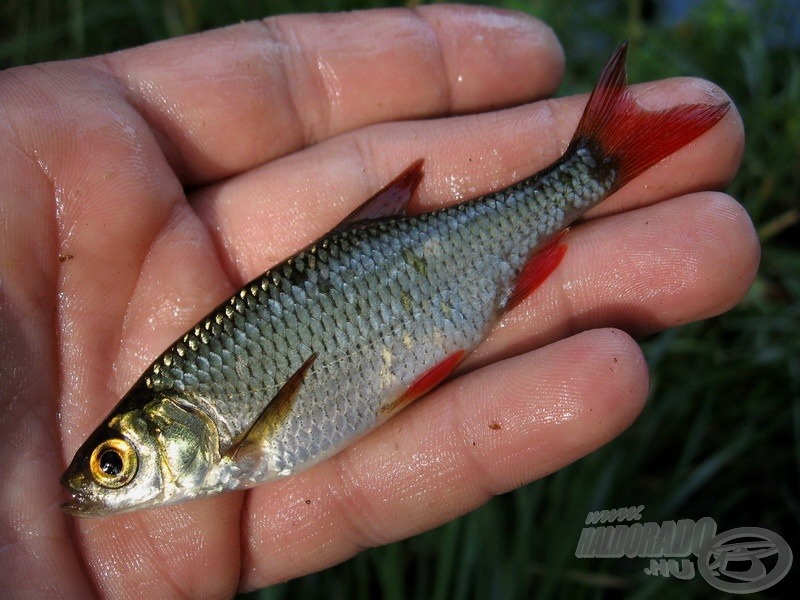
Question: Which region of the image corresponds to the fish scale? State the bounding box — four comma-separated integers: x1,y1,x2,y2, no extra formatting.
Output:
61,44,730,515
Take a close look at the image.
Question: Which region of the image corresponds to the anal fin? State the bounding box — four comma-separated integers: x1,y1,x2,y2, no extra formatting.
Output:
505,230,568,314
225,352,318,461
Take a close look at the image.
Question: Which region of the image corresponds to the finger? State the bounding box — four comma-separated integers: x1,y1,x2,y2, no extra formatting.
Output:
191,77,741,283
71,494,242,598
100,5,564,184
238,328,648,588
468,192,760,368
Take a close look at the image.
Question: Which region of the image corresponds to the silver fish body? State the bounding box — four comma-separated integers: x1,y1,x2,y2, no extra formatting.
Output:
61,44,728,516
163,148,608,479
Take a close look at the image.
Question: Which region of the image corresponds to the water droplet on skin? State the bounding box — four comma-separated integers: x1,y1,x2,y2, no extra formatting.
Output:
443,174,466,201
317,57,342,111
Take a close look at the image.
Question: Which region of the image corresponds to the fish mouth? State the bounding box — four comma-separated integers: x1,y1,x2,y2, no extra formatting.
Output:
60,490,111,518
61,497,94,517
60,473,113,517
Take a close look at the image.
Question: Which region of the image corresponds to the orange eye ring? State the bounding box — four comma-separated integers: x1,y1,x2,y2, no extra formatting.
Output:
89,438,138,488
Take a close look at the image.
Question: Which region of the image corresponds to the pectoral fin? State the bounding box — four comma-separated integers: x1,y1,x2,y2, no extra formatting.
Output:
225,352,318,461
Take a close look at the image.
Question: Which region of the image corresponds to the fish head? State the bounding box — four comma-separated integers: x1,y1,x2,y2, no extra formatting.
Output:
61,394,222,517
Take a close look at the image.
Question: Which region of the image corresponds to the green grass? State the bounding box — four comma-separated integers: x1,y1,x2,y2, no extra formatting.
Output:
6,0,798,597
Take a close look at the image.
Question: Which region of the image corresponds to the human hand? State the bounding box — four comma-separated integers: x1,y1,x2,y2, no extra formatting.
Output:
0,5,756,597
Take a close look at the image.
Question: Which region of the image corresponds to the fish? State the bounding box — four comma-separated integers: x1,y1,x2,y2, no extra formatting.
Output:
61,43,729,516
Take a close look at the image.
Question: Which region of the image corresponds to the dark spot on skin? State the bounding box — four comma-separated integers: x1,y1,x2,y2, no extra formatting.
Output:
305,499,312,505
613,357,618,363
58,253,74,262
489,422,502,430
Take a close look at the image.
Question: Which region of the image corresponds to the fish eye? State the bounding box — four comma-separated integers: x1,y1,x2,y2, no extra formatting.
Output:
89,438,138,488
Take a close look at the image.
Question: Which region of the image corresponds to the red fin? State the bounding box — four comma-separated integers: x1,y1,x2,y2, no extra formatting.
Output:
381,350,465,415
572,42,730,193
505,231,568,313
335,159,424,230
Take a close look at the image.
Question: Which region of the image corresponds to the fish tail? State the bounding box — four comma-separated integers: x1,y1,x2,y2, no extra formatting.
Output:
570,42,730,193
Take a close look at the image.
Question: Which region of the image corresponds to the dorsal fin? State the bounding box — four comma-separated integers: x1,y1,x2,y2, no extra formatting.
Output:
334,159,424,231
224,352,318,461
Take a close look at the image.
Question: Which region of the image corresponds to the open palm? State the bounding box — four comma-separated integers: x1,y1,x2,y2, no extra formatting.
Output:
0,5,756,597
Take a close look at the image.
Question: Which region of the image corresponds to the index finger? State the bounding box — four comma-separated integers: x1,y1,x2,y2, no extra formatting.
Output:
97,5,563,184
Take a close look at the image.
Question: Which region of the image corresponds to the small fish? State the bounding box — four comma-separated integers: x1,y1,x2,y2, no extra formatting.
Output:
61,44,729,516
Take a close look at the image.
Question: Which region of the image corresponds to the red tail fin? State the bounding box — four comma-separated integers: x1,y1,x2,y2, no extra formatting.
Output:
571,43,730,193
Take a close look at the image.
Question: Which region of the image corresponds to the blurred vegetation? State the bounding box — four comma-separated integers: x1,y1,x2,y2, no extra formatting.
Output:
3,0,797,598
